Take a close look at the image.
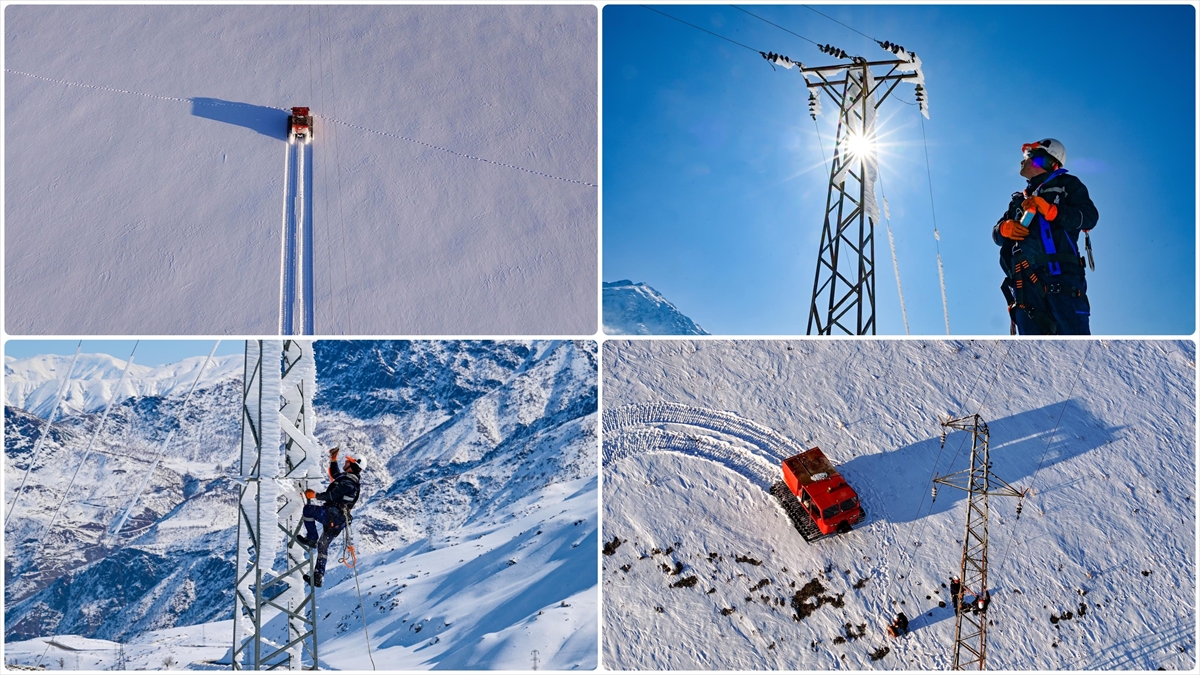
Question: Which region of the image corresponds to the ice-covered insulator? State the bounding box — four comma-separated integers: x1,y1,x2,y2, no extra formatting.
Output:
931,485,938,502
1016,498,1024,520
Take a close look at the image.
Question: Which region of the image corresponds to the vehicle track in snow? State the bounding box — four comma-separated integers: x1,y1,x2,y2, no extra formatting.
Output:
602,402,802,491
279,139,315,334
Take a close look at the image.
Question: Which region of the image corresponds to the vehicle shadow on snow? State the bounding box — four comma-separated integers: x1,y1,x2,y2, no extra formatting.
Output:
841,399,1122,526
190,98,288,140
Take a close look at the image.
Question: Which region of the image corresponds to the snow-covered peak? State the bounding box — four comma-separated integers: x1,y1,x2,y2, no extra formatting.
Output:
602,280,708,336
4,352,241,418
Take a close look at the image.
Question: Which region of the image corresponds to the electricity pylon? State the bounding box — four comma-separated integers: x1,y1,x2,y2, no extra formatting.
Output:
764,44,927,334
233,340,324,669
932,414,1025,670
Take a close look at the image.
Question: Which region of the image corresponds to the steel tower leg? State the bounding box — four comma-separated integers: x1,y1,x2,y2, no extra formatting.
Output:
807,63,879,335
233,340,323,670
933,415,1025,670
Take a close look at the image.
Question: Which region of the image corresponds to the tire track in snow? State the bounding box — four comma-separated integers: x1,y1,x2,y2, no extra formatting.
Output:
603,402,805,491
279,140,298,334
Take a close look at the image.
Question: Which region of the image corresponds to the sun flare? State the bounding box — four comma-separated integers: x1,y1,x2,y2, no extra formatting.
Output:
843,131,877,161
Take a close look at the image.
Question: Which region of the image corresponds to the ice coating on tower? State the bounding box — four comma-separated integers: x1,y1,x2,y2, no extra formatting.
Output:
893,49,929,118
832,68,882,225
236,340,284,633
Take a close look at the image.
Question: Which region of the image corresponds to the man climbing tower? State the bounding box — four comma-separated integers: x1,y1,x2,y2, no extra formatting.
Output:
994,138,1098,334
299,446,362,587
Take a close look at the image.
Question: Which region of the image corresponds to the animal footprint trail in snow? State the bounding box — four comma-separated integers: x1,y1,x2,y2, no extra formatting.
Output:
7,69,597,189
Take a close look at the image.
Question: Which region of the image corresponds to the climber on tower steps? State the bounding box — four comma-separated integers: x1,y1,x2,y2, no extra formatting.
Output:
299,446,362,588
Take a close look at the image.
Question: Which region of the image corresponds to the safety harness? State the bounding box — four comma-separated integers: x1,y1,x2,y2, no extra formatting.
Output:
1005,169,1091,333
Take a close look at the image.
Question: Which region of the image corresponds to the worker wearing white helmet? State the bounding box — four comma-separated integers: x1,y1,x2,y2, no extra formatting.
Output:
994,138,1099,335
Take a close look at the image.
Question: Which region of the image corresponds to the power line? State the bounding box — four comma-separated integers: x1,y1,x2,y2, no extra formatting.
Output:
731,6,820,46
640,5,760,54
921,116,951,334
803,4,879,42
38,341,139,547
5,341,82,528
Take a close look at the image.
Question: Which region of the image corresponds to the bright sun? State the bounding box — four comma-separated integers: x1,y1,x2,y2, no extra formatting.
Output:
843,131,877,161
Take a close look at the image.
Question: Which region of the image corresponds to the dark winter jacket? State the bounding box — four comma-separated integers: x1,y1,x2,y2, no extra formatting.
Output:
315,460,360,512
994,169,1098,287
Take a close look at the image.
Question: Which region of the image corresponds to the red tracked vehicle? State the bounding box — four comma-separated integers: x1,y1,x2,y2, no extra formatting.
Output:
770,447,865,542
288,107,313,143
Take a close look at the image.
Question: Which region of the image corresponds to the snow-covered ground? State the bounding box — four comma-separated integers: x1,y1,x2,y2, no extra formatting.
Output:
602,280,707,336
4,476,597,671
602,339,1195,670
4,340,598,669
5,5,597,334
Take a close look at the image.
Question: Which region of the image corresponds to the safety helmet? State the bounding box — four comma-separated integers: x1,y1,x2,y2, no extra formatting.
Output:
1022,138,1066,167
343,456,363,474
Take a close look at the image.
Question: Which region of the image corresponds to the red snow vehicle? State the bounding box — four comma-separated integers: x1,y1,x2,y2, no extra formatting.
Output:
288,106,313,143
770,447,865,542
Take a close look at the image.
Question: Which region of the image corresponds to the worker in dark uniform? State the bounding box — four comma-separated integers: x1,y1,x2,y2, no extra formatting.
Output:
994,138,1098,335
298,446,362,587
950,576,963,615
974,589,992,615
888,611,909,638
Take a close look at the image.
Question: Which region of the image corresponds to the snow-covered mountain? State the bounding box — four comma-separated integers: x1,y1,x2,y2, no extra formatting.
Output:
4,340,598,669
601,339,1195,671
602,280,707,335
5,353,242,418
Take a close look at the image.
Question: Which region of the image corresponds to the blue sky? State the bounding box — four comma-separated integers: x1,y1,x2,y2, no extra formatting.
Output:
3,339,242,366
604,4,1195,335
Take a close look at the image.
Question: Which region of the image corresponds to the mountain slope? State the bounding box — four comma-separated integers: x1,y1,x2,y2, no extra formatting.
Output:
602,280,707,335
601,339,1195,670
4,353,242,418
5,340,598,669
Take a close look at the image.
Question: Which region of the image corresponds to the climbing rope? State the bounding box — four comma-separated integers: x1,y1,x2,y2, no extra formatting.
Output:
38,341,138,545
5,341,82,528
344,523,376,670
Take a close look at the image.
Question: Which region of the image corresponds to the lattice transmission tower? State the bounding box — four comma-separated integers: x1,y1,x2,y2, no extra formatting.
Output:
233,339,325,669
932,414,1026,670
764,43,927,334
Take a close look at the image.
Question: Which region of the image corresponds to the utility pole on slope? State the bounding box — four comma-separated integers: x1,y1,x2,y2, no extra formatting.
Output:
233,339,324,669
763,44,927,334
932,414,1026,670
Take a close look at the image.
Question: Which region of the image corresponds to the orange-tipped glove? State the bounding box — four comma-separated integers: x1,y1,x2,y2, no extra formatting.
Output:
1021,195,1058,221
304,489,316,500
329,447,339,461
999,219,1029,241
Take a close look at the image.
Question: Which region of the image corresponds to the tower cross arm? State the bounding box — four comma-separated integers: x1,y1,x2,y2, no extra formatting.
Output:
933,470,1026,498
800,58,916,73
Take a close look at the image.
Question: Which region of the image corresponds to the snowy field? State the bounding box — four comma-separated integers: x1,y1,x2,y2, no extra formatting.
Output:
602,339,1196,670
5,5,597,334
